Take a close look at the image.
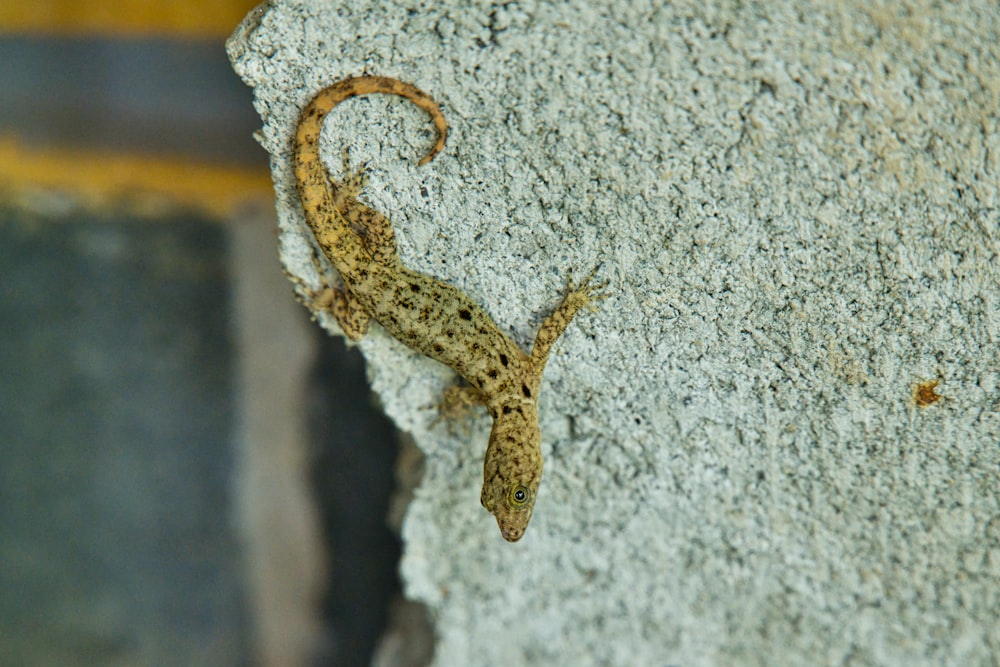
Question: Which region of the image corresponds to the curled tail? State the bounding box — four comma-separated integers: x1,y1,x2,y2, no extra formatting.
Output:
294,75,447,181
293,76,448,277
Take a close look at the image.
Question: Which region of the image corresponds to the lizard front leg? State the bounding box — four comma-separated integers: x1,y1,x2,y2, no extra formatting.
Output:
438,383,488,419
529,268,608,376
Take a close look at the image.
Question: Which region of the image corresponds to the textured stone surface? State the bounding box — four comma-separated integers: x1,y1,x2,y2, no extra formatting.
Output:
229,1,1000,664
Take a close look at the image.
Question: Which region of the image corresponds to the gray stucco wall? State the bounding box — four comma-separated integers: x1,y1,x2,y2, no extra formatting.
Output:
229,1,1000,664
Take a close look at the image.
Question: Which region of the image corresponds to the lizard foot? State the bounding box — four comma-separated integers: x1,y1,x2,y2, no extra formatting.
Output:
439,384,487,417
339,147,370,200
307,284,370,341
430,383,488,435
566,266,611,312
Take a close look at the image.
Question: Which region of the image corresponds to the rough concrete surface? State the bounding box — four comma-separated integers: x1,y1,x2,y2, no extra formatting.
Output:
228,1,1000,664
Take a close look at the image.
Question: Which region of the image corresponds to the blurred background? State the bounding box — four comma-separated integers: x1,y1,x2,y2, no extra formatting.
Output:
0,3,428,665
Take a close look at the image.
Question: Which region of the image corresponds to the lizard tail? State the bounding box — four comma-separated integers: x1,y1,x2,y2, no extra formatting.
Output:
294,75,448,170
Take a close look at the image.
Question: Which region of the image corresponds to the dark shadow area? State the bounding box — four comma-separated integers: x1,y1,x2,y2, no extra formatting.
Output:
307,331,405,667
0,207,246,665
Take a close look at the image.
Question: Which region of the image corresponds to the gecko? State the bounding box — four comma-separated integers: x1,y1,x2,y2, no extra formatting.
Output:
293,75,605,542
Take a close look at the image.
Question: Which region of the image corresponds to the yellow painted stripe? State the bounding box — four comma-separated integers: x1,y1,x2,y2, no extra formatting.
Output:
0,135,274,218
0,1,257,38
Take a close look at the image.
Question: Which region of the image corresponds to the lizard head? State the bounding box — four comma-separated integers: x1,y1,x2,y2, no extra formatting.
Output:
480,400,543,542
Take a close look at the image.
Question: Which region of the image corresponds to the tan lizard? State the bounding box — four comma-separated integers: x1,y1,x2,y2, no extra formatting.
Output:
294,75,605,542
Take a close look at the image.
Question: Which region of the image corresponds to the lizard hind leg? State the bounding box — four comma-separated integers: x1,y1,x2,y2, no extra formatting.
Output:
337,148,399,268
338,147,370,201
311,284,371,341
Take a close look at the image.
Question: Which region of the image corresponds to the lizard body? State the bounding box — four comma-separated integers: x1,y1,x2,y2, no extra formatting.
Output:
293,75,604,542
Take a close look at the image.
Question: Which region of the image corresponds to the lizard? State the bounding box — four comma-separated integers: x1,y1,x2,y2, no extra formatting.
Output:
293,75,605,542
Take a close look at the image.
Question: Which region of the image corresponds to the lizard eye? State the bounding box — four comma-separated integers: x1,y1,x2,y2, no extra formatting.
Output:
508,485,530,508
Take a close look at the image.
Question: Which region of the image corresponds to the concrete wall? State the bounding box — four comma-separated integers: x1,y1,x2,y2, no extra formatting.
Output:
230,1,1000,664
